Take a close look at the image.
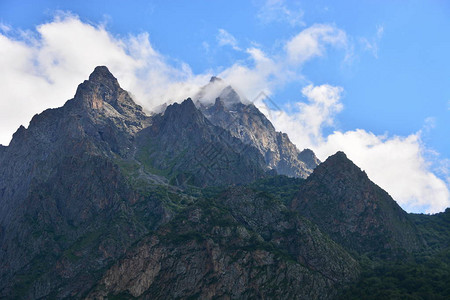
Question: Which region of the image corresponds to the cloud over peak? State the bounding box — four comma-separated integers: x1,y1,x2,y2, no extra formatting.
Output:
258,84,449,213
0,13,448,213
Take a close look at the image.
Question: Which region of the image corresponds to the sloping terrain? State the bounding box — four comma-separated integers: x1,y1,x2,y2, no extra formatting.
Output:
292,151,424,257
87,187,359,299
0,66,447,299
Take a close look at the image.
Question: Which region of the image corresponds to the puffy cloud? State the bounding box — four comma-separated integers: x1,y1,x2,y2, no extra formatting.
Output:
218,47,291,99
258,84,450,213
1,13,447,213
318,131,449,213
217,24,348,100
216,29,241,51
286,24,347,65
0,13,209,145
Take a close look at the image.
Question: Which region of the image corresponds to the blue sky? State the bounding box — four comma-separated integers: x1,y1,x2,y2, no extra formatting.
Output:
0,0,449,213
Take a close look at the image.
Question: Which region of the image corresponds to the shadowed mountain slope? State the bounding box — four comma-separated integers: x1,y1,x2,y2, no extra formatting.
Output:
292,151,424,257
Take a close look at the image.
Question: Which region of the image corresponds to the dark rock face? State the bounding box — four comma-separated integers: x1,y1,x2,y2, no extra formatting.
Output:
87,188,359,299
0,66,164,298
136,98,267,187
292,152,424,257
196,80,320,178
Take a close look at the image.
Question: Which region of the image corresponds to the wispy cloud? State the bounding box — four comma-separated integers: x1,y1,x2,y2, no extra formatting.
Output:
0,23,11,33
257,0,305,27
360,25,384,58
216,29,241,51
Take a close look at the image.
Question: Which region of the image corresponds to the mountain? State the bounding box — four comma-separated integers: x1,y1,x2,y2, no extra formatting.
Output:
291,151,424,257
135,98,267,187
0,66,166,298
0,67,340,299
195,77,320,178
0,66,447,299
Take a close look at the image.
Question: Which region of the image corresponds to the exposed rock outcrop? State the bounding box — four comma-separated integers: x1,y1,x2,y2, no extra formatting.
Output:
196,79,320,178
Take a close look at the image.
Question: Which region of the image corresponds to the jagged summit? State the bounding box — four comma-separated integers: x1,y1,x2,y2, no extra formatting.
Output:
166,97,196,112
195,76,320,178
161,98,205,128
315,151,363,176
298,148,321,170
88,65,119,85
74,66,121,107
195,76,245,106
71,66,149,133
209,76,223,83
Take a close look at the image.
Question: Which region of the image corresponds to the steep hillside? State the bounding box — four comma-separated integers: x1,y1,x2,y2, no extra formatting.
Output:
292,152,424,257
136,98,267,187
87,187,359,299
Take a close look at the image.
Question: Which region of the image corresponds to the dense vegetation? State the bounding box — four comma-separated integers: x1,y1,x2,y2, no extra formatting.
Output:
340,209,450,299
247,175,304,205
339,249,450,299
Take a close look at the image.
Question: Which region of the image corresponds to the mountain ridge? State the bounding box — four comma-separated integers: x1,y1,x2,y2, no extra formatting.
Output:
196,78,320,178
0,66,447,299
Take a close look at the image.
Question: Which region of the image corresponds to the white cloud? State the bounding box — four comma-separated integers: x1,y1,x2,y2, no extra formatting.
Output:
216,29,241,51
1,13,447,213
218,47,293,99
286,24,348,65
0,13,210,145
217,24,348,100
257,0,305,27
258,84,450,213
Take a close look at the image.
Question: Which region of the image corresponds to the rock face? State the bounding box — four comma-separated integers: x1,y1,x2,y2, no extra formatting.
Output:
196,78,320,178
0,66,164,298
292,152,424,257
87,187,359,299
136,98,267,187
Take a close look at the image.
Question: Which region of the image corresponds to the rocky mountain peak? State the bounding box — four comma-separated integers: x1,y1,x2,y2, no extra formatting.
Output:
218,85,243,105
164,98,197,116
311,151,367,181
197,77,320,178
163,98,203,125
212,97,225,112
209,76,223,83
88,66,119,86
74,66,125,111
298,148,322,170
69,66,149,133
194,76,245,107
